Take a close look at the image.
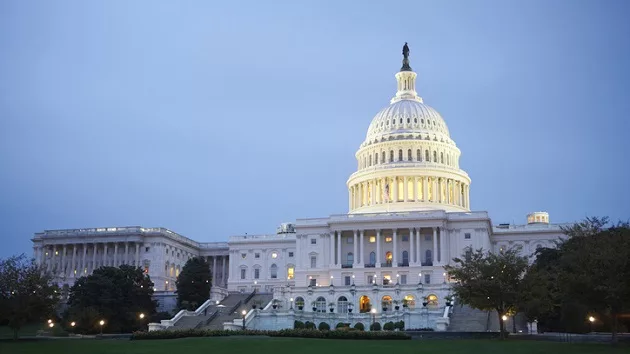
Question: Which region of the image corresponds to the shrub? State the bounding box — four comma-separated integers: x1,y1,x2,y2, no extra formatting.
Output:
131,329,410,340
294,320,304,329
370,322,381,331
406,327,434,332
304,321,316,330
354,322,365,331
394,320,405,330
383,321,395,331
318,322,330,331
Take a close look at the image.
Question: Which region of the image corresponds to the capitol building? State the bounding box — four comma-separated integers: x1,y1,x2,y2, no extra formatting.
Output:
31,45,566,332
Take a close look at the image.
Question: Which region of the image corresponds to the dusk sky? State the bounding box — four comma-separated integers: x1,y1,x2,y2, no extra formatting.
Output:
1,0,629,259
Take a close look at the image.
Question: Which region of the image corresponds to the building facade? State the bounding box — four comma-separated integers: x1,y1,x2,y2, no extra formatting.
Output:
32,46,567,329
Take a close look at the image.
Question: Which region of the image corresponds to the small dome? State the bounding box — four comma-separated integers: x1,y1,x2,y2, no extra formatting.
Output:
364,99,451,145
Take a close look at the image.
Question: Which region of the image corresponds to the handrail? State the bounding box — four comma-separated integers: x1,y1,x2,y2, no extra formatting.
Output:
243,289,256,304
194,310,219,329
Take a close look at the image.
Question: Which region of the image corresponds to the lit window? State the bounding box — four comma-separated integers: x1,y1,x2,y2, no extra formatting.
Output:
271,252,278,259
385,237,392,243
369,236,376,243
287,266,294,280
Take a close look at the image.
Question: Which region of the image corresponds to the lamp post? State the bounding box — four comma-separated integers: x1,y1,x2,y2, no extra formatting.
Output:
241,310,247,330
99,320,105,335
371,308,377,329
290,297,294,310
423,300,429,328
588,316,595,333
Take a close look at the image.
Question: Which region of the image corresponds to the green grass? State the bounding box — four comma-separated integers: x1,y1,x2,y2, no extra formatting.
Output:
0,324,43,339
0,337,627,354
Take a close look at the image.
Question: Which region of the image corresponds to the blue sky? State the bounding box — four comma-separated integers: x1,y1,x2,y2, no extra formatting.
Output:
1,0,629,258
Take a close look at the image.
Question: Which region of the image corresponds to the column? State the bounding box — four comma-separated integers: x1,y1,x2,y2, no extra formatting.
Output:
124,243,129,265
440,229,446,266
92,243,97,273
423,177,428,202
362,182,367,206
403,177,408,202
414,177,419,201
432,228,438,266
370,180,376,206
135,243,140,267
466,185,470,209
359,230,364,267
438,178,443,203
393,177,398,202
375,180,381,204
393,229,398,266
103,243,108,267
456,182,461,206
353,230,358,265
71,245,77,277
82,243,87,274
213,257,217,284
416,228,421,265
329,233,335,266
61,245,67,276
113,243,118,266
337,230,341,268
348,187,353,210
376,230,381,267
49,245,55,272
222,256,227,287
39,245,45,267
409,228,415,264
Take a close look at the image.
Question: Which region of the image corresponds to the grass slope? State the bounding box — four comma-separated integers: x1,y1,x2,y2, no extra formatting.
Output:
0,337,627,354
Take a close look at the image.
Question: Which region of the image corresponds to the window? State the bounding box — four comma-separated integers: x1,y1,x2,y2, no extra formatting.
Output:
417,149,421,161
240,269,246,280
271,252,278,259
255,253,260,258
309,278,317,286
464,233,471,239
337,296,349,313
375,153,379,164
369,236,376,243
425,150,430,161
408,149,412,161
346,237,353,244
288,252,294,257
270,264,278,279
315,296,326,312
369,252,376,265
398,149,403,161
241,253,246,259
400,274,407,284
254,268,260,279
424,274,431,284
145,247,150,252
402,251,409,265
382,151,385,163
385,236,392,243
426,250,432,264
287,266,294,280
367,275,374,284
310,256,317,268
440,152,444,163
344,276,351,286
346,252,354,265
390,150,394,162
311,238,317,245
402,235,409,242
433,151,437,162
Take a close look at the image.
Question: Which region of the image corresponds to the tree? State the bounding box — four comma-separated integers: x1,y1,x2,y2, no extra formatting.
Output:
65,265,156,334
0,254,60,339
445,246,529,338
176,257,211,310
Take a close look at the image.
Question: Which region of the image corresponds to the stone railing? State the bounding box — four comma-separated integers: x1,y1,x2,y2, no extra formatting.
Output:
149,298,215,331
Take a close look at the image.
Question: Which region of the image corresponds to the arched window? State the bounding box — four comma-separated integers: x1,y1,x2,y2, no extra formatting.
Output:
287,265,294,280
315,296,327,312
295,296,305,310
402,250,409,265
369,252,376,266
407,149,412,161
440,152,444,163
385,251,393,265
337,296,349,313
369,155,372,166
433,151,437,162
425,250,433,265
417,149,421,161
390,150,394,162
270,264,278,279
359,295,371,313
447,154,450,165
381,295,392,311
346,252,354,266
403,295,416,309
427,294,439,308
382,151,386,163
425,150,430,161
398,149,403,161
375,153,379,164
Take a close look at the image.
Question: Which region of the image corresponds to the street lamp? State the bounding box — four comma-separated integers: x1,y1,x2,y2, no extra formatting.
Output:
70,321,76,327
241,310,247,330
290,297,294,310
99,320,105,335
588,316,595,333
371,308,376,329
139,313,145,319
48,322,54,328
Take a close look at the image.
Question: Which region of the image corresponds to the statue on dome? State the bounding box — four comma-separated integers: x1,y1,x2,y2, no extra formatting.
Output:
402,42,410,59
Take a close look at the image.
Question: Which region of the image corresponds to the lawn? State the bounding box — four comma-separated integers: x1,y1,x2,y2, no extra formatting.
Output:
0,337,627,354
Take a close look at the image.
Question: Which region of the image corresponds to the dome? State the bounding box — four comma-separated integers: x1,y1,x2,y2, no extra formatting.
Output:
346,43,471,214
364,99,453,147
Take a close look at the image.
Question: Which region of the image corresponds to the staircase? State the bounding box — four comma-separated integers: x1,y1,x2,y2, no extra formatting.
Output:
201,293,273,330
448,305,493,332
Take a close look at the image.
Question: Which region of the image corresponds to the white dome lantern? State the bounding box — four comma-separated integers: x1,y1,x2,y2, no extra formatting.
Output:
347,43,471,214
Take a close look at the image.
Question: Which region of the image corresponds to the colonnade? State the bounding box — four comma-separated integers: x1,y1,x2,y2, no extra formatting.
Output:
205,255,228,287
328,227,446,268
349,176,469,211
34,242,143,277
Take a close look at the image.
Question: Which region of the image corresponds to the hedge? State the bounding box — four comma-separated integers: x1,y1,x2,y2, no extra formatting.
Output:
132,329,410,340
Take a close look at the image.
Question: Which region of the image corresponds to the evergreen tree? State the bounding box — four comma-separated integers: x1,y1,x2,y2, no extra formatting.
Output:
176,257,211,310
0,254,60,339
65,265,156,334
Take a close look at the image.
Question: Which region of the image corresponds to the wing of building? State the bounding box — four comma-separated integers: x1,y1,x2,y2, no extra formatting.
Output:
31,45,568,332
